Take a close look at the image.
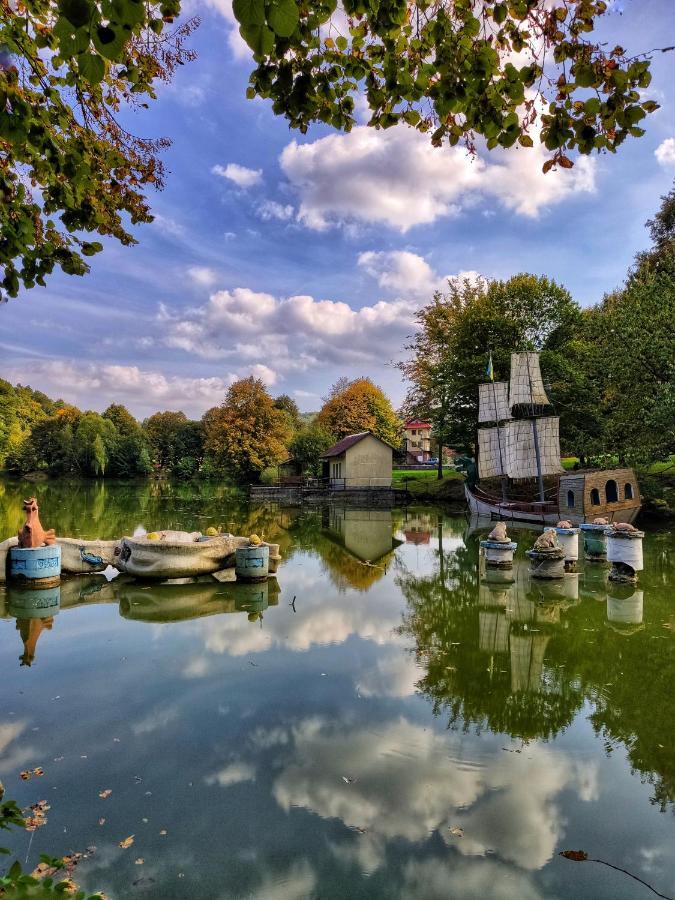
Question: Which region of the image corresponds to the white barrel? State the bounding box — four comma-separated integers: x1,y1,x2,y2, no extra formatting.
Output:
555,528,579,564
607,591,644,625
607,531,644,572
480,540,517,568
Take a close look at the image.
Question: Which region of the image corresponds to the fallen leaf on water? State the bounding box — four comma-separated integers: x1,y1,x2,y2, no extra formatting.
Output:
135,858,145,865
159,829,167,836
119,835,135,849
560,850,588,862
20,770,31,780
33,767,44,777
98,818,106,826
54,756,64,762
99,789,112,799
448,826,464,837
142,818,148,823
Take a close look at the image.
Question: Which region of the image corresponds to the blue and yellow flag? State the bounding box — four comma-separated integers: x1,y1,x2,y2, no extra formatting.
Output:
485,352,494,381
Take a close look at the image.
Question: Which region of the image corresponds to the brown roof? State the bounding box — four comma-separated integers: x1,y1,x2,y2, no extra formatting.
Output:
320,430,400,458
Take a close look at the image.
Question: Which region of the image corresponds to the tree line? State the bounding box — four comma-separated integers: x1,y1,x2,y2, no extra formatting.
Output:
0,376,401,482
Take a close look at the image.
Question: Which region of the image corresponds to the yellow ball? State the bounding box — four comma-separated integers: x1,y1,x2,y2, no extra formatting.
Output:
146,532,160,541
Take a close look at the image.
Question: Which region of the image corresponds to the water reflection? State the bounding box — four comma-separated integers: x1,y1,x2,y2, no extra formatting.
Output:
1,480,675,898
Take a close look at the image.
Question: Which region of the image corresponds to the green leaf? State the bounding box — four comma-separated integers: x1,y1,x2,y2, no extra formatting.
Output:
336,35,348,51
233,0,265,27
58,0,91,28
78,52,105,83
240,22,274,55
94,24,127,59
266,0,298,37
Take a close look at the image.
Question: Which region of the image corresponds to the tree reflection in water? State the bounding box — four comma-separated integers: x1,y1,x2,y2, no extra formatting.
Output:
397,519,675,810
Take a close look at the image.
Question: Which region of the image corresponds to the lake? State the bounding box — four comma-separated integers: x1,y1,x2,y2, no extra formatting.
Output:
1,479,675,899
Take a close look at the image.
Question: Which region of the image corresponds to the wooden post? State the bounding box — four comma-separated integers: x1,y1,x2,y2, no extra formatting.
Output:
531,419,545,503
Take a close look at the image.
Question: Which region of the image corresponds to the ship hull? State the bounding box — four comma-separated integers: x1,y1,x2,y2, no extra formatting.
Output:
464,484,641,526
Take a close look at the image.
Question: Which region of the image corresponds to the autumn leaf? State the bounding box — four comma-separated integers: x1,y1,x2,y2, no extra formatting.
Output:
159,829,167,836
99,818,106,826
135,858,145,865
20,771,31,781
448,825,464,837
560,850,588,862
99,789,112,799
119,835,135,849
33,767,45,777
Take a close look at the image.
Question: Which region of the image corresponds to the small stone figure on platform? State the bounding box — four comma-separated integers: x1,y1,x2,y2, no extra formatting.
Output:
533,529,560,552
18,498,55,549
557,520,573,529
592,517,609,526
488,522,509,543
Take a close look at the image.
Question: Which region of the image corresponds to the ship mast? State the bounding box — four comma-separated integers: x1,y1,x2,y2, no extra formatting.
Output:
525,353,545,503
490,374,508,502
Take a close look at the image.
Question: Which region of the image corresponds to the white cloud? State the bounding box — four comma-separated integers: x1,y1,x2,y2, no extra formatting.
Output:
655,138,675,167
162,251,476,377
1,360,237,418
280,125,595,232
188,266,218,288
358,249,482,298
212,162,263,188
152,214,184,237
205,761,256,787
257,200,295,222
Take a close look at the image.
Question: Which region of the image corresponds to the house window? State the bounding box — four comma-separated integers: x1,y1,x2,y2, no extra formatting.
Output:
412,441,419,448
625,482,634,500
590,488,600,505
411,429,417,435
567,490,575,508
606,479,618,503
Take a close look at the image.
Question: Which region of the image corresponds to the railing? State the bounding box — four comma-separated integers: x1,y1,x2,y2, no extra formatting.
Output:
273,476,400,490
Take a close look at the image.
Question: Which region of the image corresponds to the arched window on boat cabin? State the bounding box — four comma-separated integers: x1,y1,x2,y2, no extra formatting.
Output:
625,482,634,500
605,479,618,503
567,490,575,508
590,488,600,506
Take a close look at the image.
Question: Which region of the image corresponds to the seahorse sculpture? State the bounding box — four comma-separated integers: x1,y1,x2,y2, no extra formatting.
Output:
17,497,56,548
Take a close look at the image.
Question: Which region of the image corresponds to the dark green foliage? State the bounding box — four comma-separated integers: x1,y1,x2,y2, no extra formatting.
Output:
289,423,334,475
233,0,661,168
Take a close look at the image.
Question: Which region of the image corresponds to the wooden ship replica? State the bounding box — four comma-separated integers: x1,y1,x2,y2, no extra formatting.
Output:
465,352,641,525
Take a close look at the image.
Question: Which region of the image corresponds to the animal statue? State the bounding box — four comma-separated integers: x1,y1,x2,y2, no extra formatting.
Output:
488,522,509,542
454,455,477,489
533,529,559,552
592,517,609,525
17,498,55,548
613,522,637,533
557,520,573,529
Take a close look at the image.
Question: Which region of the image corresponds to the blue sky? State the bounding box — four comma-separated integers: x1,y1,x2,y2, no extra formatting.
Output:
2,0,674,418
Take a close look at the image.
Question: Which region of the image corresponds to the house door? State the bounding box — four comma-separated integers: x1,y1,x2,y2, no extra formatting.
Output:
331,461,343,487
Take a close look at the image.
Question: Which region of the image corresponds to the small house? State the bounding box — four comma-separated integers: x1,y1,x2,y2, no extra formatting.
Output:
320,432,393,489
404,419,432,463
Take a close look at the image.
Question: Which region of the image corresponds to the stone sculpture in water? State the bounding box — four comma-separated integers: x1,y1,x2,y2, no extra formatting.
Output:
17,498,55,548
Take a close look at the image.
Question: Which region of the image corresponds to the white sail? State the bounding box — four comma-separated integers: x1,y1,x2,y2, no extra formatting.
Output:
478,426,507,479
508,352,551,410
505,417,563,479
478,382,511,423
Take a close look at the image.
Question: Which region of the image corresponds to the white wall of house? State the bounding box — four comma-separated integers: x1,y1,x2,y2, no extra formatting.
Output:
343,435,392,487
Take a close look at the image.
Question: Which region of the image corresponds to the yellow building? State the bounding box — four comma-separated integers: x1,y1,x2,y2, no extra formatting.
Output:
320,432,393,489
404,419,432,464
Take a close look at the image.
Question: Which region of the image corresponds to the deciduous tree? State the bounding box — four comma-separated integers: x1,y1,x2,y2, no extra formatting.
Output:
0,0,197,299
289,423,334,475
203,377,291,481
317,377,401,446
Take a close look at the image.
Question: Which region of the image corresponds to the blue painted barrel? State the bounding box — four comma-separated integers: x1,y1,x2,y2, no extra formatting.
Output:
7,585,61,619
9,545,61,586
235,545,269,582
234,580,269,614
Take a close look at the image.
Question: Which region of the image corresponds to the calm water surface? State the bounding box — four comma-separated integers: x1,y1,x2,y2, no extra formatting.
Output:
1,479,675,899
